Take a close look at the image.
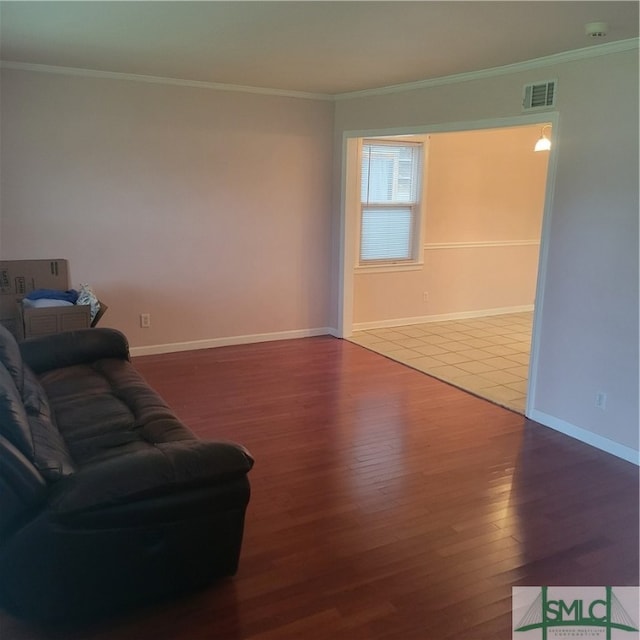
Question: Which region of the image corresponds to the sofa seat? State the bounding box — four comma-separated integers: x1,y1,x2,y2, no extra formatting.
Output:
0,326,254,621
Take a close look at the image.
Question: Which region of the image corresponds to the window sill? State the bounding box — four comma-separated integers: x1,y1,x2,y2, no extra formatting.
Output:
355,261,424,274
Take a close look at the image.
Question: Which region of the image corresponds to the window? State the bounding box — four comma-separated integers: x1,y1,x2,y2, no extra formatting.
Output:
359,140,423,265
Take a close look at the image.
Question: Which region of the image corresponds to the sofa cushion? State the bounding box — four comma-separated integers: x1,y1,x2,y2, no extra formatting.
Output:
0,435,47,535
37,358,197,468
23,367,75,481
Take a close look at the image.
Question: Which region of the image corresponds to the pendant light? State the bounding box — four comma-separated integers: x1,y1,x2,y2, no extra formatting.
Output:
534,125,552,152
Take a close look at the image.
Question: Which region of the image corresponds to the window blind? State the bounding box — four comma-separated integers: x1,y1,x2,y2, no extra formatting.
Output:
361,207,413,261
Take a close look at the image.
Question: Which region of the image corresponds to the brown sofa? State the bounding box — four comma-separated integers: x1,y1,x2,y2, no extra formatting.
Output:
0,325,254,621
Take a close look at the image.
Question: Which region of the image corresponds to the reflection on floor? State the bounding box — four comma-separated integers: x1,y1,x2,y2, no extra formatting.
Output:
348,311,533,414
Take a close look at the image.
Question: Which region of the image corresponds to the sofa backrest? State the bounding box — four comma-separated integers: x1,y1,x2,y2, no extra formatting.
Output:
0,325,76,484
0,321,25,393
0,330,33,456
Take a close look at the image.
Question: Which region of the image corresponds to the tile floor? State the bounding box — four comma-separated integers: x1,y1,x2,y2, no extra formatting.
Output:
348,311,533,413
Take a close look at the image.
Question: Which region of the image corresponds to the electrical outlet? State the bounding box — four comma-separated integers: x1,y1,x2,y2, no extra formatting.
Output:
595,391,607,410
423,292,429,303
140,313,151,329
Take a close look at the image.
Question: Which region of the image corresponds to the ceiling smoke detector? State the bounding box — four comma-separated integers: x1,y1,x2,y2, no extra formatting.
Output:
585,22,608,37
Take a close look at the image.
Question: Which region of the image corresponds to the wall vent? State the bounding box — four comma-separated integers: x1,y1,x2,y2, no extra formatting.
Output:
522,80,556,110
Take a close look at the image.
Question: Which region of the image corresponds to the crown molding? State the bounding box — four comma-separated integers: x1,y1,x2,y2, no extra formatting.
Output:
334,37,640,101
0,60,334,102
2,37,637,102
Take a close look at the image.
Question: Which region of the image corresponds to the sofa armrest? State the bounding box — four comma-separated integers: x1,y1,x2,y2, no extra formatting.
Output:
20,328,130,374
48,440,254,517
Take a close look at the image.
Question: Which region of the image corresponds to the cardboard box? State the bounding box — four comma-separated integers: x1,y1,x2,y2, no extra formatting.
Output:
18,303,91,339
0,259,101,340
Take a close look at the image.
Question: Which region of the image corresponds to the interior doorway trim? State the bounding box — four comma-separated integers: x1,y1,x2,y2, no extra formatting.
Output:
337,112,560,419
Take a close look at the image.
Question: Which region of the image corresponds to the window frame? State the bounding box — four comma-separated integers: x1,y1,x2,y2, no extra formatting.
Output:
357,138,425,271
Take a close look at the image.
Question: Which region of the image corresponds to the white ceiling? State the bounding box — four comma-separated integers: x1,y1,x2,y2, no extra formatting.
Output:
1,1,638,96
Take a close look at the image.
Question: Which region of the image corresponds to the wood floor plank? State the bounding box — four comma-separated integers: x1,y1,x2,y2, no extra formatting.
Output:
1,336,637,639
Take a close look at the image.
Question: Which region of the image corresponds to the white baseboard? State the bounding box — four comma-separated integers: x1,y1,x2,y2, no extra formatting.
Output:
528,409,640,466
130,327,333,357
352,305,534,332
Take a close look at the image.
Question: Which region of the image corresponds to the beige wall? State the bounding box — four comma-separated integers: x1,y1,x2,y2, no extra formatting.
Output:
353,125,548,325
1,44,637,460
426,126,547,243
334,47,639,457
0,69,334,349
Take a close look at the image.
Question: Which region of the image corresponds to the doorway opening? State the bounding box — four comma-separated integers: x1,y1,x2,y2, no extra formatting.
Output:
338,116,558,415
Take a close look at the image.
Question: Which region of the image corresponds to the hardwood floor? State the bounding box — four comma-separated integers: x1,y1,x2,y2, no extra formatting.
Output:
2,336,638,639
